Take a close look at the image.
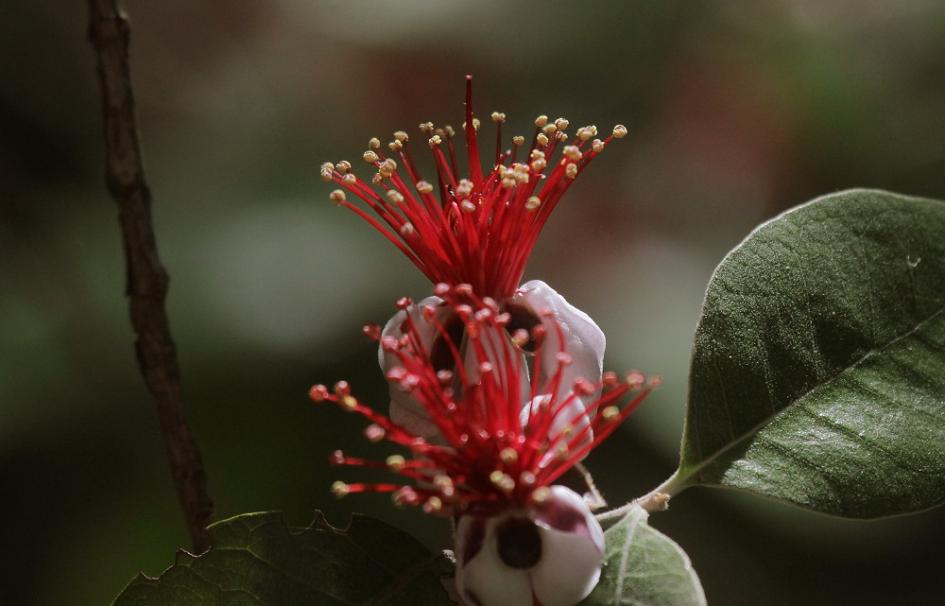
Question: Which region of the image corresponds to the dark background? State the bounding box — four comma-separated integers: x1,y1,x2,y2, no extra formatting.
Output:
2,1,944,604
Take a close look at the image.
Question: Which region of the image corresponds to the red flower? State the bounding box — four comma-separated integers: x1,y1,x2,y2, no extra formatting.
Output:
309,286,655,518
321,75,628,301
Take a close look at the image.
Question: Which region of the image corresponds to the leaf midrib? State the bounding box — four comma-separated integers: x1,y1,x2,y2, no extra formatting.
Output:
677,301,945,490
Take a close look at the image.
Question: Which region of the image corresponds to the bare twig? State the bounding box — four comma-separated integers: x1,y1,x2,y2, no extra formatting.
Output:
87,0,213,553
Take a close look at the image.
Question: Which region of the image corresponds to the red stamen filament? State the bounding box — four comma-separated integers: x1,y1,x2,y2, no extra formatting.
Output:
322,77,629,300
311,287,653,517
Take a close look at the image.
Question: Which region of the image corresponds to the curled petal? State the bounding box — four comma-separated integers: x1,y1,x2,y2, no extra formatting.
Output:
379,295,444,439
531,487,604,605
515,280,606,404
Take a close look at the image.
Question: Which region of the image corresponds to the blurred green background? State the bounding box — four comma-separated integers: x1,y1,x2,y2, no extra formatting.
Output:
2,1,945,604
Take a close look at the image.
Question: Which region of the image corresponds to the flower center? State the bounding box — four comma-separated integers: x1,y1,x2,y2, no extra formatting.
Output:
496,517,542,569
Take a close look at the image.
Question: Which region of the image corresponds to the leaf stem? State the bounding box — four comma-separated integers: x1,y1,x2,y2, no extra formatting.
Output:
596,470,689,524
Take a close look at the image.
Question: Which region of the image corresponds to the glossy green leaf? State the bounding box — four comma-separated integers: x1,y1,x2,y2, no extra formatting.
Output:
584,505,705,606
677,189,945,518
112,511,454,605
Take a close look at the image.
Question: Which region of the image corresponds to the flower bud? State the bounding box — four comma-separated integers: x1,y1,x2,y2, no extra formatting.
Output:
455,486,604,606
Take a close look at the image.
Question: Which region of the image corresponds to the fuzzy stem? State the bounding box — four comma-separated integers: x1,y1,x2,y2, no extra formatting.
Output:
596,470,688,524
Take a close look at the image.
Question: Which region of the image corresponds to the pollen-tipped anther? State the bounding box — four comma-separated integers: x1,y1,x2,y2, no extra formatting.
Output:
531,486,551,504
309,384,329,402
500,447,519,464
364,424,386,442
423,496,443,514
386,454,406,471
416,180,434,194
602,406,620,421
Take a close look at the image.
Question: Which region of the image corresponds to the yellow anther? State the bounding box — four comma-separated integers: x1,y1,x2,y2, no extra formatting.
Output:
592,139,605,153
393,130,409,142
320,162,335,181
542,123,557,135
331,481,350,498
512,135,525,146
342,173,356,184
519,471,536,486
444,125,456,136
500,447,518,464
536,133,549,146
363,150,379,163
369,137,381,150
613,124,628,138
419,121,434,134
388,140,403,151
563,145,583,161
602,406,620,421
428,134,442,148
490,111,507,123
565,163,579,179
399,222,416,237
386,454,406,471
531,486,551,504
416,180,434,194
555,117,570,131
460,199,477,213
423,496,443,513
501,177,516,189
329,189,346,204
462,118,481,131
555,443,569,460
378,158,397,177
386,190,404,204
535,114,548,127
434,475,454,496
337,160,352,173
530,158,547,172
341,395,358,410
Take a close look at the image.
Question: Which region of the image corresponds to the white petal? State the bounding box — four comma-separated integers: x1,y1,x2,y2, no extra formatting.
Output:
464,322,531,411
530,486,605,606
378,295,443,439
515,280,606,404
456,515,534,606
548,395,592,452
520,394,592,467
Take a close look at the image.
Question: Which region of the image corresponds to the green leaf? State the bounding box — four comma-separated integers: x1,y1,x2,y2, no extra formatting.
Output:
113,511,455,605
677,189,945,518
584,505,705,606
